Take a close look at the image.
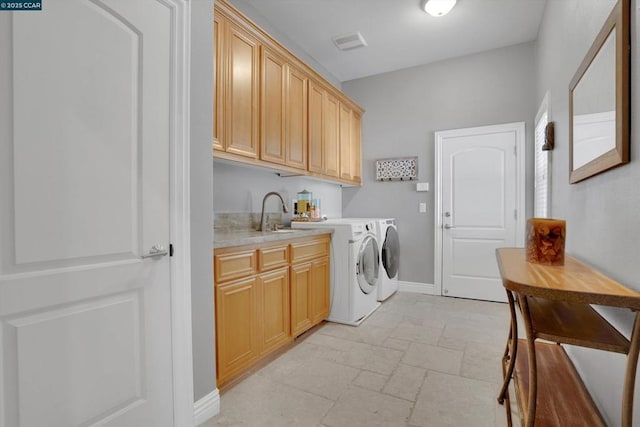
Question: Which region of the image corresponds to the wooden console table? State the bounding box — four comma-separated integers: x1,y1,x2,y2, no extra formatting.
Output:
496,248,640,427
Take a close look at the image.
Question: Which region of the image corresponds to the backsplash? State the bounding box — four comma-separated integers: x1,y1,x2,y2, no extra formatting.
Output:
214,212,284,231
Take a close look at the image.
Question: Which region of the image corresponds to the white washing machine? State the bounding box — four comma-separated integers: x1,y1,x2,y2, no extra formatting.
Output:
343,218,400,300
292,219,381,325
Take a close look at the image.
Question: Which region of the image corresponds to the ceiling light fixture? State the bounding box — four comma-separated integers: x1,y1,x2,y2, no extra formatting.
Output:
422,0,457,17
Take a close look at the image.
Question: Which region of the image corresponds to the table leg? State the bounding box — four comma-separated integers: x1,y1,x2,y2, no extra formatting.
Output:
520,295,537,427
622,311,640,427
498,290,518,405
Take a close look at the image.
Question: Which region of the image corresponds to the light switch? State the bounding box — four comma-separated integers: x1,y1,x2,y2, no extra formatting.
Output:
419,202,427,213
416,182,429,192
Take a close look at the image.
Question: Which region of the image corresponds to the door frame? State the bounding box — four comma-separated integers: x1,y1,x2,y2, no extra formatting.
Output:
433,121,526,297
166,1,195,425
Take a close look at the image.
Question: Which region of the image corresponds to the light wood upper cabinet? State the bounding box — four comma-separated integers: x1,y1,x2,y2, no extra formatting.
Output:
225,21,260,158
285,65,308,170
213,13,224,151
339,102,352,180
350,111,362,184
323,91,340,178
260,47,308,171
308,79,324,174
260,46,286,165
213,0,363,185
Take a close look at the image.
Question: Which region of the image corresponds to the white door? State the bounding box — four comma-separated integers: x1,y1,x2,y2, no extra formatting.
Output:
435,123,525,302
1,1,181,425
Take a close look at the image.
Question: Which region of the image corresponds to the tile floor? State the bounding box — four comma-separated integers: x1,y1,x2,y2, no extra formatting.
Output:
202,292,520,427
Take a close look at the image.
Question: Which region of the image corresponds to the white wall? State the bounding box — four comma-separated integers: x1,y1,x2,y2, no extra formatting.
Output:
341,42,536,285
535,0,640,424
191,0,216,402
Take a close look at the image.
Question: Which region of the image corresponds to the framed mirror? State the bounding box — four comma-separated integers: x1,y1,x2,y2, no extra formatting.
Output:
569,0,630,184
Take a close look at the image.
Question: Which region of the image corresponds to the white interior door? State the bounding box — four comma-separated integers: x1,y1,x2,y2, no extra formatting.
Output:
435,122,525,303
0,1,180,425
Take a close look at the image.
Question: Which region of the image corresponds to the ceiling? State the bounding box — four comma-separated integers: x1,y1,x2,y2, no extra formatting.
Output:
231,0,548,82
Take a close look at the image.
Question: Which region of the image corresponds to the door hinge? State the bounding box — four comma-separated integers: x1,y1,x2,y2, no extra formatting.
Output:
514,210,518,220
513,145,517,156
169,244,174,257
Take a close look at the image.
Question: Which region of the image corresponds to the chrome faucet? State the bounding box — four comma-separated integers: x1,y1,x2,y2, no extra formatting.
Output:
257,192,289,231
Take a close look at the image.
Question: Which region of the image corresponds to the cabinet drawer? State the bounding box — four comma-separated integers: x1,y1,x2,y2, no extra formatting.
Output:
215,250,257,283
258,245,289,271
291,237,329,264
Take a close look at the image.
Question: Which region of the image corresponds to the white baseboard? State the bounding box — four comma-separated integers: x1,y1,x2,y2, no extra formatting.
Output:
398,281,438,295
194,388,220,426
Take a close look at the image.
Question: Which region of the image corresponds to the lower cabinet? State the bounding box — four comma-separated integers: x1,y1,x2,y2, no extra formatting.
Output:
258,267,290,355
215,276,259,386
214,234,330,388
291,257,330,336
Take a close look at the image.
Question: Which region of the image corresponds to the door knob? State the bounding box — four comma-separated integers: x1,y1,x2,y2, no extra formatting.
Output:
141,244,169,258
444,224,456,229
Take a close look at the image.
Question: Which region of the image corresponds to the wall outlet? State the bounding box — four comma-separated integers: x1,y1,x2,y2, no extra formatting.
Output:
419,202,427,213
416,182,429,192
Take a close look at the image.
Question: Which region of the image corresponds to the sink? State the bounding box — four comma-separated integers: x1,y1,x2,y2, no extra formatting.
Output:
271,229,295,233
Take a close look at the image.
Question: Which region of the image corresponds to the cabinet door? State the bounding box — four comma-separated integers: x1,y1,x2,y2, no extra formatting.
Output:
286,65,308,170
215,276,259,386
258,267,291,355
339,102,352,180
350,111,362,184
260,46,286,165
310,257,330,324
323,91,340,177
308,80,324,174
213,13,224,151
290,263,313,336
226,22,260,158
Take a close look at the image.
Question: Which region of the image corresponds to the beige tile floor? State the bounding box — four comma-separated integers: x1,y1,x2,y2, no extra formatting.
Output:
202,292,520,427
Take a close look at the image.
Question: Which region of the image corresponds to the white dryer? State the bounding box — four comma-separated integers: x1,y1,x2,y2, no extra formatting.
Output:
292,219,381,325
373,218,400,301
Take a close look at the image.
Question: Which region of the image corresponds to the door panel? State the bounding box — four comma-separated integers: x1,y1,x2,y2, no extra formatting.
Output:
226,22,259,158
259,268,290,354
323,92,340,178
286,66,308,170
215,278,259,384
339,103,351,180
310,257,330,324
0,1,175,425
213,12,224,150
350,111,362,184
439,125,523,302
308,80,324,173
260,47,286,165
290,263,312,336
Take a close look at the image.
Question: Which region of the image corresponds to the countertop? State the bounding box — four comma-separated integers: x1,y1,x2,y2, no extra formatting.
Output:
214,227,333,249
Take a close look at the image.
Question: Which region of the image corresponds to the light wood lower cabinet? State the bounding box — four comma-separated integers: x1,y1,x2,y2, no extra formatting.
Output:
258,267,290,355
215,276,259,386
214,234,330,387
291,257,330,336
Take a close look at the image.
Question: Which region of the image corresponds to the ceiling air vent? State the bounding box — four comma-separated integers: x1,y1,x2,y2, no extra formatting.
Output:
332,32,368,51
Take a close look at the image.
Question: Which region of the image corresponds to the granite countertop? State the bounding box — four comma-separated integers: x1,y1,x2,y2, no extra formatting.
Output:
214,227,333,249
